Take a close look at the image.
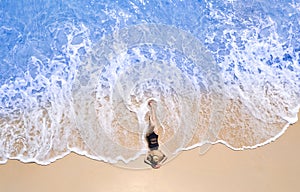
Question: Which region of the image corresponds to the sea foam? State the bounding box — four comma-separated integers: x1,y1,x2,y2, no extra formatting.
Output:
0,0,299,169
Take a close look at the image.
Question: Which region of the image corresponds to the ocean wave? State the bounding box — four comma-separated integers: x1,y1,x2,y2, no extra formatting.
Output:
0,0,299,169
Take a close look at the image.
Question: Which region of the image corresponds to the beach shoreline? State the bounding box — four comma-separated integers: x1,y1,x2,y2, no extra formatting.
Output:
0,112,299,192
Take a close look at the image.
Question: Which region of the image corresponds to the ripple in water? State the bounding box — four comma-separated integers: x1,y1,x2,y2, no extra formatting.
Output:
72,24,224,168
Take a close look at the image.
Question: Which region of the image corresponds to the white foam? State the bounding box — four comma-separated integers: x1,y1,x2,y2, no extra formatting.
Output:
1,2,299,169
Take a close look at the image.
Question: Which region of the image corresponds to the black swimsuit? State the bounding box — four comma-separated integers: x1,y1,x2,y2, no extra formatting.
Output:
146,132,159,150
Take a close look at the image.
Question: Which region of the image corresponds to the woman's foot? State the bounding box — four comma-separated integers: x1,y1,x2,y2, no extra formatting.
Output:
148,99,156,109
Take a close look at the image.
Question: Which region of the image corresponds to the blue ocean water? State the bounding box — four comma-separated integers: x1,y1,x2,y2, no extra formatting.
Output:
0,0,299,168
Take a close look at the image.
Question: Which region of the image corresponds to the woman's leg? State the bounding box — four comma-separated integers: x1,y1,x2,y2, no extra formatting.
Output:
147,100,157,134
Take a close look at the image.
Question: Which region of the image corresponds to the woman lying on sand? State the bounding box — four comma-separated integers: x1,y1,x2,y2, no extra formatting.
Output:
144,100,167,169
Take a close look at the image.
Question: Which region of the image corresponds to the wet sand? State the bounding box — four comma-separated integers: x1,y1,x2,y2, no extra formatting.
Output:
0,112,299,192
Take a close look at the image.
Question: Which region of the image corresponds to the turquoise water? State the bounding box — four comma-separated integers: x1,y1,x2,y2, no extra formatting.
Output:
0,0,299,169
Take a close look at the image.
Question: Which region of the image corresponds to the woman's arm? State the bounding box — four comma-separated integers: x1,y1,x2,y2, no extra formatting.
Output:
144,158,152,166
160,155,167,164
148,100,158,132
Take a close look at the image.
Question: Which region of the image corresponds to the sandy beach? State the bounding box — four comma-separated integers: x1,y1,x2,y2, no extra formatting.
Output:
0,111,299,192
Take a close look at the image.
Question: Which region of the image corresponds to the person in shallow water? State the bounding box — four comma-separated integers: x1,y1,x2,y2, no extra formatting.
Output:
144,100,167,169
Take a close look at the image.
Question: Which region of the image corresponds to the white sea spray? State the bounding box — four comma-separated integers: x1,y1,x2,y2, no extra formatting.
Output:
0,0,299,169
